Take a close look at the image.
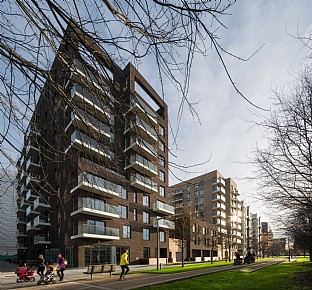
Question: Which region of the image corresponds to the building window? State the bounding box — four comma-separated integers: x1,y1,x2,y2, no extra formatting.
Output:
159,186,165,197
143,247,150,258
212,177,216,183
159,125,164,136
199,181,204,188
160,231,165,242
199,197,204,203
212,185,216,192
143,228,150,240
200,204,204,210
186,185,190,192
159,156,165,167
123,225,131,239
159,141,165,152
195,183,199,189
133,208,137,221
187,200,191,206
194,205,199,212
120,190,128,200
194,191,198,196
186,193,190,199
143,211,150,224
159,171,165,182
194,198,198,205
143,195,150,207
133,191,137,203
119,205,128,218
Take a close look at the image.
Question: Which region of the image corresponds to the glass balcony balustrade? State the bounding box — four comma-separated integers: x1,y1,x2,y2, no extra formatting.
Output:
71,172,125,198
130,172,158,193
153,218,175,230
130,98,157,124
125,136,157,160
72,224,119,240
71,197,119,219
70,131,114,159
33,215,51,227
153,200,175,215
127,154,157,176
127,115,157,141
34,234,51,245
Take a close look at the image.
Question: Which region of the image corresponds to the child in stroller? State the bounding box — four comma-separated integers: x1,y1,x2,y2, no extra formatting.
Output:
37,263,58,285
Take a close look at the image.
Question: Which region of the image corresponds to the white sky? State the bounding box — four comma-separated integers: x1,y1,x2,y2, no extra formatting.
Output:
136,1,312,231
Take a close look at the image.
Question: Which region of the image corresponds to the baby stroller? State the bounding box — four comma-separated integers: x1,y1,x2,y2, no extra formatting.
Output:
37,263,58,285
15,265,36,283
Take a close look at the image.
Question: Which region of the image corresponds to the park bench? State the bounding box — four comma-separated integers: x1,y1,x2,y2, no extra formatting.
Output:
83,264,116,279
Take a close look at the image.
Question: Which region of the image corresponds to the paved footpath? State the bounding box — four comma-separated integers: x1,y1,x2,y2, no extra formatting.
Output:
0,259,285,290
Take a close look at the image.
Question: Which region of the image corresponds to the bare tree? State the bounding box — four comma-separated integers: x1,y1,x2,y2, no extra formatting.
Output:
253,66,312,260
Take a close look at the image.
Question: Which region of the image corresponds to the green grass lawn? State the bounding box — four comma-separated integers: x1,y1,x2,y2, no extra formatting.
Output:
142,258,312,290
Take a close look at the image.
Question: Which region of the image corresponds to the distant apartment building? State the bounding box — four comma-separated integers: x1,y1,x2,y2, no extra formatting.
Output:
251,213,262,257
261,222,273,257
168,170,245,261
15,23,174,267
0,171,17,257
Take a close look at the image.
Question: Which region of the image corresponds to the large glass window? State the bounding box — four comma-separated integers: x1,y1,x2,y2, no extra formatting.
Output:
133,191,137,203
159,170,165,182
123,225,131,238
143,195,150,207
159,141,165,152
159,156,165,167
143,247,150,258
133,208,137,221
186,193,190,199
159,125,164,136
119,205,128,218
160,231,165,242
159,186,165,197
143,211,150,224
143,228,150,240
186,185,190,192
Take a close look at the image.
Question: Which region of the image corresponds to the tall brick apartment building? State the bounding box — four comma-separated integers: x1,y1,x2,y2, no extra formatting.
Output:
168,170,245,261
16,23,174,267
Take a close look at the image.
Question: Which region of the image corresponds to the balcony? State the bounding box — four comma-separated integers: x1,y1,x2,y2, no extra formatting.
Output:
213,186,226,194
17,243,27,250
172,188,184,195
172,196,184,203
26,156,41,171
20,171,26,183
26,221,41,231
71,197,119,219
33,197,51,210
17,218,26,225
125,153,157,176
33,215,51,227
20,198,30,209
71,224,120,240
153,218,175,230
213,194,226,203
129,98,157,125
16,230,27,237
125,115,157,143
25,141,39,157
71,172,125,198
213,211,226,219
213,177,226,187
26,205,40,217
124,136,157,161
25,124,40,140
67,108,112,140
213,202,226,211
130,173,158,193
21,184,27,194
34,234,51,245
71,59,114,99
67,131,114,160
153,200,175,215
25,174,40,188
26,189,39,201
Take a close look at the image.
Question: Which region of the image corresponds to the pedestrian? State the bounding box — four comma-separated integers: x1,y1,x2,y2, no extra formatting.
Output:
36,254,46,277
56,253,66,281
119,249,129,281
